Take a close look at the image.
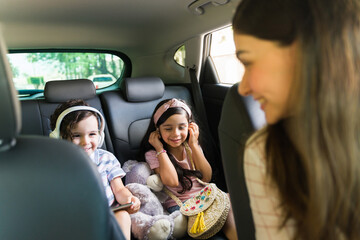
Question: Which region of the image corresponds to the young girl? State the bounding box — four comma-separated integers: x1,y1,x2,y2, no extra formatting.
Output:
50,99,140,240
233,0,360,239
139,98,237,239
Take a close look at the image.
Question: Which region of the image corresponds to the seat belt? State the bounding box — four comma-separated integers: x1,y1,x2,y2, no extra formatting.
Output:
188,66,210,131
187,66,224,187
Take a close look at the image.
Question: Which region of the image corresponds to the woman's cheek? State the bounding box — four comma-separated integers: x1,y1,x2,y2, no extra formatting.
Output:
248,71,266,94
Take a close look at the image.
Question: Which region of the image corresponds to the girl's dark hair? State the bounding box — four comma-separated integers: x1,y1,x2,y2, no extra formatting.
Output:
234,0,360,239
139,99,203,194
50,99,99,140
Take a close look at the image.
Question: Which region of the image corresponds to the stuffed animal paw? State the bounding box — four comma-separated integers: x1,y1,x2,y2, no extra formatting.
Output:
147,173,164,192
147,218,172,240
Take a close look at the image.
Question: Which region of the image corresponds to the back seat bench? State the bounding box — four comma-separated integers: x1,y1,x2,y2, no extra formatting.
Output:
19,77,229,240
20,77,194,166
100,77,193,165
20,79,114,152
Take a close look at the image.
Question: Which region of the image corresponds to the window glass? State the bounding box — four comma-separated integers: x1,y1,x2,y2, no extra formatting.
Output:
7,52,124,92
210,26,244,84
174,45,186,67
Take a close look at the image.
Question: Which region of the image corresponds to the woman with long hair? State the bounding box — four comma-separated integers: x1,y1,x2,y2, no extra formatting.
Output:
233,0,360,239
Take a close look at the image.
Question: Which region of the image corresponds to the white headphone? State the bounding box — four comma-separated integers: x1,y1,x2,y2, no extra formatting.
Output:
49,106,105,147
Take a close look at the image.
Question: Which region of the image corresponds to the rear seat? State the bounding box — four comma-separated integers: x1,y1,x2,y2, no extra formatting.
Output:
100,77,193,165
20,79,114,152
20,77,193,166
20,77,227,240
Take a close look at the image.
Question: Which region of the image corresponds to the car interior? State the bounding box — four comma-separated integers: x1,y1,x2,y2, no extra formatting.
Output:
0,0,267,239
0,34,125,240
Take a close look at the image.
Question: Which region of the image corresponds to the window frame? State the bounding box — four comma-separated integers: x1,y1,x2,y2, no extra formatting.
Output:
8,48,132,98
173,45,186,67
202,26,244,85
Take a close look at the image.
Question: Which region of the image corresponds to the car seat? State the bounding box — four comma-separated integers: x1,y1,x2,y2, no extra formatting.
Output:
218,83,266,240
0,34,124,240
100,76,193,165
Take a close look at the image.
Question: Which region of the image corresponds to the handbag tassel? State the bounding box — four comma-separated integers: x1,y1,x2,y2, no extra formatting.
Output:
190,212,206,234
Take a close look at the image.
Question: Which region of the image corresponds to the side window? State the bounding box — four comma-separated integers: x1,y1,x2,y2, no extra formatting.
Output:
174,45,186,67
7,52,125,95
209,26,244,84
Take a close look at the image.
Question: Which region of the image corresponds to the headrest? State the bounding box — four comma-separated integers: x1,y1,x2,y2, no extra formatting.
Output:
122,77,165,102
44,79,96,103
0,33,21,151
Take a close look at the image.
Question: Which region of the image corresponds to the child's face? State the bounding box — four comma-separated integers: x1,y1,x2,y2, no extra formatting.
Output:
159,113,189,149
68,115,100,156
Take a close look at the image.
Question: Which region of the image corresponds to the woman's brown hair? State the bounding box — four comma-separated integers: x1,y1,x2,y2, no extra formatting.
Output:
233,0,360,239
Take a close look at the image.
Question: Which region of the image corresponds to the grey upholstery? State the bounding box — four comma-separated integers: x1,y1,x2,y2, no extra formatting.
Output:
0,39,21,151
0,35,124,240
44,79,96,102
100,77,193,165
101,77,228,240
21,79,114,152
218,83,265,240
121,77,165,102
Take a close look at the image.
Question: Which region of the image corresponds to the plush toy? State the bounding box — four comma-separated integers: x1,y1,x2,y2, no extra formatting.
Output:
123,160,187,240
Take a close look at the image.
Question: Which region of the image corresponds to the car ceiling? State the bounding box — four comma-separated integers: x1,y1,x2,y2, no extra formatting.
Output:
0,0,241,59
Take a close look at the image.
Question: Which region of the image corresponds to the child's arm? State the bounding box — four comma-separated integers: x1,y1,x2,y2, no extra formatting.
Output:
148,131,179,187
188,122,212,182
110,177,140,214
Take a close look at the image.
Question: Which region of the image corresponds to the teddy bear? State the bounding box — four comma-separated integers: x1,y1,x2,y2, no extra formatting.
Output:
123,160,187,240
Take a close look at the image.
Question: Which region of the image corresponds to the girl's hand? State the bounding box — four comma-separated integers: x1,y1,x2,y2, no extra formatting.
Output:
149,130,163,151
127,196,140,214
188,122,199,147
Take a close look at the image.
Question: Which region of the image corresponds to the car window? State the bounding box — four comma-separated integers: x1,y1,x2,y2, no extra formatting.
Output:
174,45,186,67
7,51,125,96
209,26,244,84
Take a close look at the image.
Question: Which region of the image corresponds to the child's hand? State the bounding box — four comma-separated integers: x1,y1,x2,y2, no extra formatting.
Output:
127,196,140,214
149,130,163,151
188,122,199,147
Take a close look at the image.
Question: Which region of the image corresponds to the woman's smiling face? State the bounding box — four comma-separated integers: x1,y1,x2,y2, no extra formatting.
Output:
234,34,297,124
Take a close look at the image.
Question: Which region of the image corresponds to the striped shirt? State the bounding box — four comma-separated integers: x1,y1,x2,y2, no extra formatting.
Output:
244,130,296,240
90,149,126,206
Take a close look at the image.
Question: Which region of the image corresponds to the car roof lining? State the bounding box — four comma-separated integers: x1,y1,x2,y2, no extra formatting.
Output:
0,0,241,59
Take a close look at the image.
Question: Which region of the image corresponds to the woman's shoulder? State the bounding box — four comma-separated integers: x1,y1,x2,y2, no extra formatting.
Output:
246,127,267,149
244,127,267,165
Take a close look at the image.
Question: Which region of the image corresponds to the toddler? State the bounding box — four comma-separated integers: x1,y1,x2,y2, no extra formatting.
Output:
50,99,140,240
